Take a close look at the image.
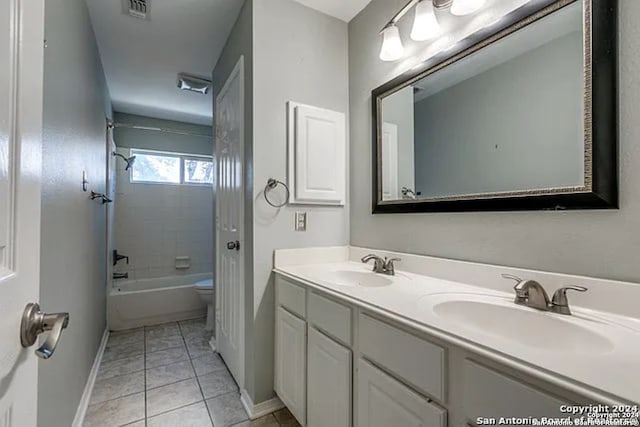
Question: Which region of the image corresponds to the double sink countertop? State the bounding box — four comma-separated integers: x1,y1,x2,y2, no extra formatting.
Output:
273,247,640,405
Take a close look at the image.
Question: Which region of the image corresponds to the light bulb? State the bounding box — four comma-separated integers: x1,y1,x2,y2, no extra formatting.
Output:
450,0,486,16
379,24,404,61
411,0,441,41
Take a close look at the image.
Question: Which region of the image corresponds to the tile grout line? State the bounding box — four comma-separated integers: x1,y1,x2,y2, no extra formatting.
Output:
179,320,217,426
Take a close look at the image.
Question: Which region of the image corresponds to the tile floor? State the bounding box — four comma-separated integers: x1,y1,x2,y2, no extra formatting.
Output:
84,318,300,427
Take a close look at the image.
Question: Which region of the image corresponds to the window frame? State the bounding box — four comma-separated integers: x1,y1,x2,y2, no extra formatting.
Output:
129,148,214,186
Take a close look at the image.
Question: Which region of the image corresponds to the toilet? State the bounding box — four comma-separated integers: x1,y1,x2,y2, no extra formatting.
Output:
194,279,214,331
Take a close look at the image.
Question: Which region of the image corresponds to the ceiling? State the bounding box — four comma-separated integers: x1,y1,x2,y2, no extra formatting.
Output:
85,0,243,126
290,0,372,22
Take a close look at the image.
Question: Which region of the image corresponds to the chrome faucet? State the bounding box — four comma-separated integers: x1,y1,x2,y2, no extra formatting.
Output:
502,274,587,315
361,254,401,276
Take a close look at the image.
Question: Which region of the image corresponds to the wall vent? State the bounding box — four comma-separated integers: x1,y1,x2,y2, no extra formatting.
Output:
123,0,150,20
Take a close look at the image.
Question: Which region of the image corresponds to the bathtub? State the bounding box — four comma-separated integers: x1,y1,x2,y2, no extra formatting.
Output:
108,273,212,331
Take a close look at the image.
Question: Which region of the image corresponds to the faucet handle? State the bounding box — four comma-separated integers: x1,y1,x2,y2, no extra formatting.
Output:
502,273,525,293
552,286,587,305
502,273,523,283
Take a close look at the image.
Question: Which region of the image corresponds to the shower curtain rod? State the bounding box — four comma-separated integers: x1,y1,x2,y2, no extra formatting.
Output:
112,121,212,138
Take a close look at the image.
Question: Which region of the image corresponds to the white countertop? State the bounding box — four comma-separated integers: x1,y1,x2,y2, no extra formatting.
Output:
274,256,640,405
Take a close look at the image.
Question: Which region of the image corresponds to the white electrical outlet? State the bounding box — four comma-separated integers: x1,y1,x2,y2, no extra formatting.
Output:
295,212,307,231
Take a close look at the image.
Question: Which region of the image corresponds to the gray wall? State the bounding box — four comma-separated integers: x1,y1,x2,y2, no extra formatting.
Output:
251,0,350,403
212,0,256,400
39,0,111,424
349,0,640,283
113,112,213,156
413,31,584,197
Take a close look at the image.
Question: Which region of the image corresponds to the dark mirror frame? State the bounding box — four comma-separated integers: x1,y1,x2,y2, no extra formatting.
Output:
372,0,617,214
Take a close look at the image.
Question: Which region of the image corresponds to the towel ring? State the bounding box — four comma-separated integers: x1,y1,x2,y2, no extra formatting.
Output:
264,178,290,208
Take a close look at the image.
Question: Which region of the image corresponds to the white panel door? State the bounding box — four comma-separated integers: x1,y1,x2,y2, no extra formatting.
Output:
357,360,446,427
381,122,399,200
307,327,351,427
215,56,245,387
0,0,45,425
288,102,346,205
275,307,306,426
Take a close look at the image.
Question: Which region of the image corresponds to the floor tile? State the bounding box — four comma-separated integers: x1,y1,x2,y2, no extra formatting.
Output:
191,352,227,376
97,354,144,381
146,378,203,417
84,392,145,427
273,408,302,426
146,334,185,353
146,322,181,339
146,345,189,369
91,370,145,404
206,393,248,427
122,421,145,427
185,335,214,358
232,414,280,427
102,340,145,363
146,359,195,390
198,368,238,399
147,401,213,427
107,328,144,348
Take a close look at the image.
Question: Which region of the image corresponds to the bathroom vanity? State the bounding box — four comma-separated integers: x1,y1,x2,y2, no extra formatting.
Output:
273,247,639,427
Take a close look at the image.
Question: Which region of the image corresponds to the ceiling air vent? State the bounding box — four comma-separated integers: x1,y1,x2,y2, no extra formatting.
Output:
123,0,149,20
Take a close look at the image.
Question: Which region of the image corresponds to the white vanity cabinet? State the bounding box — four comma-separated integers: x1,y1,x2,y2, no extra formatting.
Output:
357,359,446,427
275,306,307,424
275,274,595,427
307,327,352,427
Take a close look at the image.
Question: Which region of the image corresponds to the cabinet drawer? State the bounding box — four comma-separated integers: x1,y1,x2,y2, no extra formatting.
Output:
357,359,446,427
308,292,352,345
358,313,445,402
463,360,569,423
276,276,306,318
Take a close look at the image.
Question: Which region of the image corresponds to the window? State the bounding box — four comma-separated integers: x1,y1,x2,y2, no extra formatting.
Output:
130,149,213,185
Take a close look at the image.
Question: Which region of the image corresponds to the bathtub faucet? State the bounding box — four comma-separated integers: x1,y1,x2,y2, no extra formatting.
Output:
113,272,129,280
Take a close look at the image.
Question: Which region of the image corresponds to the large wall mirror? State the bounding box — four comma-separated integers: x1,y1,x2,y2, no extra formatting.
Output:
372,0,617,213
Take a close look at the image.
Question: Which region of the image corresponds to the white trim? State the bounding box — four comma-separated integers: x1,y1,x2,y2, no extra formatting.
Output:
72,328,109,427
240,389,284,421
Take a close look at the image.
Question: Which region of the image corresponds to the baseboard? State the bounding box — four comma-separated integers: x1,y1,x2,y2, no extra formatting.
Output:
72,328,109,427
240,389,284,420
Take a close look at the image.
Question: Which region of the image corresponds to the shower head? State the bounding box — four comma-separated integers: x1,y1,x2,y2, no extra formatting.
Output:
126,156,136,171
113,152,137,171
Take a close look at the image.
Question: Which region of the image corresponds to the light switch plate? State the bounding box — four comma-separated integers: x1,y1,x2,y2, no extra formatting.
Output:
295,212,307,231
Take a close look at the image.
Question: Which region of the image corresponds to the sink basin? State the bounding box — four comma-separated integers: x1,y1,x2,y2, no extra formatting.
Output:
322,270,393,288
419,293,614,354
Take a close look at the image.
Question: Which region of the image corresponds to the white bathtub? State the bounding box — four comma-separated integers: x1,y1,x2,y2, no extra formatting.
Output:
108,273,212,331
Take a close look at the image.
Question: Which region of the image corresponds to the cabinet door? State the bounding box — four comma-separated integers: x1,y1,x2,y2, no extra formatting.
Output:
307,327,351,427
357,359,446,427
275,307,307,425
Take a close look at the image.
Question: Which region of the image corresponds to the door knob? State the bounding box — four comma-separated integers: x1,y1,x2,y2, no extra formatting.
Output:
227,240,240,251
20,303,70,359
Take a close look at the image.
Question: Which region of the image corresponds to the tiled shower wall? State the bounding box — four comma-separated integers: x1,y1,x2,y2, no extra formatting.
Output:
113,134,214,281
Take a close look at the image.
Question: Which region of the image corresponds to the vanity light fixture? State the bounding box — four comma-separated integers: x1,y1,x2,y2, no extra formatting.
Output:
380,24,405,61
379,0,486,62
411,0,442,41
450,0,486,16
